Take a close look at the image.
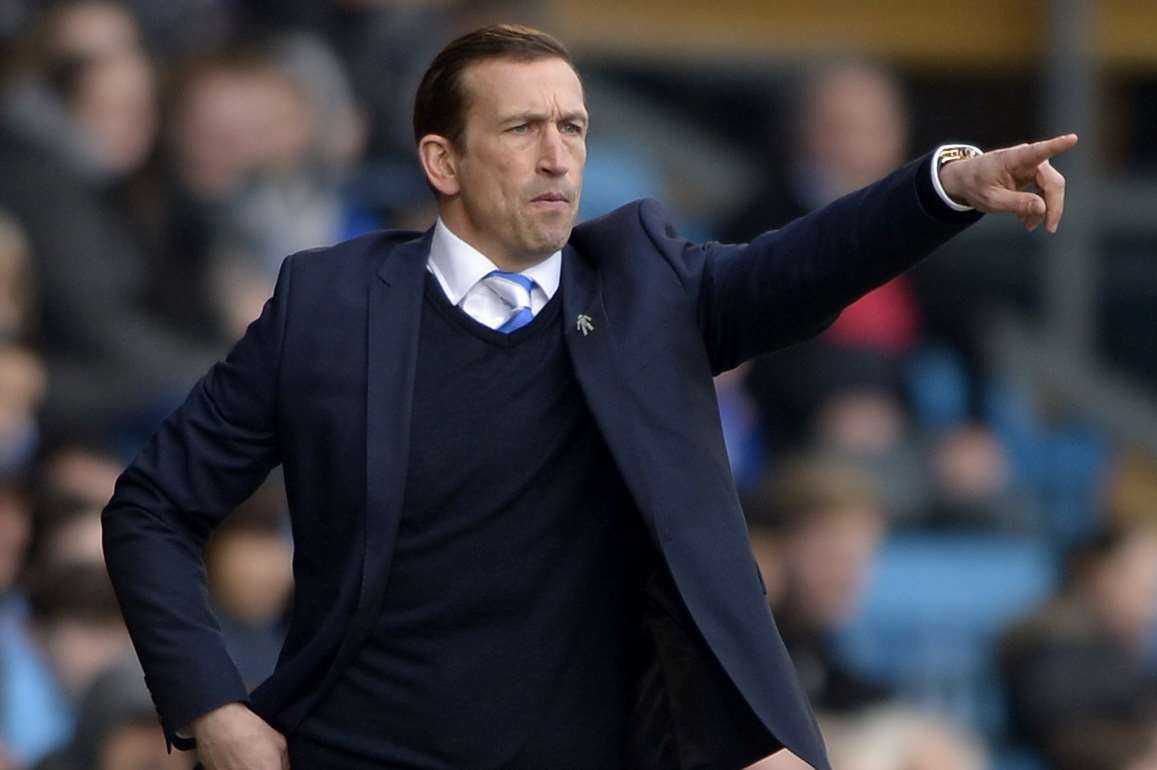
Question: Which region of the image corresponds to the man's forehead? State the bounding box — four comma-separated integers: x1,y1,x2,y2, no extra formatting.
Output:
461,57,586,117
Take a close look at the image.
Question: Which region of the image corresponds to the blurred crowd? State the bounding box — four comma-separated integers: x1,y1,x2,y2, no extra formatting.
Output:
0,2,1154,770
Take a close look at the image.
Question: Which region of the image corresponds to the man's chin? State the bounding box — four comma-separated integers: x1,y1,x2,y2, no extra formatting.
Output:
530,225,574,254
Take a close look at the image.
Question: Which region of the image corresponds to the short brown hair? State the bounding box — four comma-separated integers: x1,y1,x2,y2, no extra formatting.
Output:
743,454,884,531
412,24,576,149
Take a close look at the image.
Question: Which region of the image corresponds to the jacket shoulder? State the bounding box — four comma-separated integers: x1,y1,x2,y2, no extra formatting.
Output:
568,198,687,269
571,198,678,239
282,228,420,275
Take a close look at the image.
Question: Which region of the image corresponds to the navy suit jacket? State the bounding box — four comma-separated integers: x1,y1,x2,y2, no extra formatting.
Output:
102,151,981,770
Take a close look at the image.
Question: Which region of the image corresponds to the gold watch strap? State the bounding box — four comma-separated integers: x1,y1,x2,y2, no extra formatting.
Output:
937,145,982,170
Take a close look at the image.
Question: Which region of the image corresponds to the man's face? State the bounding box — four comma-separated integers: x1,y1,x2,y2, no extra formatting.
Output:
782,505,885,630
442,56,587,266
803,67,906,196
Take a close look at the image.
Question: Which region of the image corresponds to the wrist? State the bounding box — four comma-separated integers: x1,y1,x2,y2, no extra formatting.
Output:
191,701,248,737
938,162,969,207
932,143,983,211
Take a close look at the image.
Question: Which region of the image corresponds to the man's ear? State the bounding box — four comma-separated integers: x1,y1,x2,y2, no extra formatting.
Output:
418,134,460,197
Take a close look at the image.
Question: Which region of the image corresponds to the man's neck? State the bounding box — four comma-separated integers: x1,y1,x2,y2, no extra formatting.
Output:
437,212,547,273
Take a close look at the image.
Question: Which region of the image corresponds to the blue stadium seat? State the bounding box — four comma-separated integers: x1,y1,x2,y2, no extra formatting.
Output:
835,535,1057,738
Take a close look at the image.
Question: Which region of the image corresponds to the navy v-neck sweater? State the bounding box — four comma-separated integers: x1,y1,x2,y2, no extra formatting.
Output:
292,270,655,768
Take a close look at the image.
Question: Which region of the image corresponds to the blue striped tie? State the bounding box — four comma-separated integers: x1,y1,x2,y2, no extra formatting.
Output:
482,270,537,333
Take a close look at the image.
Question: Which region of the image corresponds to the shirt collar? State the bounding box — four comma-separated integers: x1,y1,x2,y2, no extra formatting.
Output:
427,217,561,305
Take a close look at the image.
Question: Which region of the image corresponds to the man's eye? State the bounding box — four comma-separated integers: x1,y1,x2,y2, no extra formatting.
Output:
561,122,584,135
508,123,530,133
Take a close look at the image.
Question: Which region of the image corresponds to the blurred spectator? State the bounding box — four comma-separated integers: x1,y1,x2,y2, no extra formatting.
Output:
999,525,1157,767
33,439,123,510
0,211,35,343
723,57,909,240
747,707,989,770
811,349,910,458
3,560,130,766
824,706,989,770
26,560,131,703
164,50,289,204
1047,724,1157,770
744,455,891,713
30,496,104,572
1,440,119,765
723,60,924,456
210,34,377,317
0,213,43,478
32,656,194,770
205,479,292,689
0,344,45,477
806,347,930,524
141,48,282,342
268,32,366,177
315,0,487,160
924,421,1038,532
0,477,52,768
0,0,219,443
43,0,156,172
1106,444,1157,531
0,480,29,601
20,441,124,609
159,35,375,341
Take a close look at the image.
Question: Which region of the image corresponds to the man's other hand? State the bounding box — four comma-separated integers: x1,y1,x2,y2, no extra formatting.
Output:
192,702,289,770
938,133,1079,233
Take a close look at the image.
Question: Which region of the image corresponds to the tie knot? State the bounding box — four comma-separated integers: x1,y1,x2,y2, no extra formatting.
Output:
482,270,536,310
485,270,535,292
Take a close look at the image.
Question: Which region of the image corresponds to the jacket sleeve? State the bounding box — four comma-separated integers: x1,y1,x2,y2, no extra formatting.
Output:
101,253,294,752
638,151,984,375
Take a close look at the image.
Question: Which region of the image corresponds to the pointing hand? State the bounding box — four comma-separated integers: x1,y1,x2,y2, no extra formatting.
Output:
938,133,1079,233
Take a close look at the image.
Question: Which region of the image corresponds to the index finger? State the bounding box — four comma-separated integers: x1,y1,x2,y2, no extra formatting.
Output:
1006,133,1079,168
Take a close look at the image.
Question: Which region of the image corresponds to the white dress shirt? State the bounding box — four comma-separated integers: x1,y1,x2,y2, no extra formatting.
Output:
426,218,561,329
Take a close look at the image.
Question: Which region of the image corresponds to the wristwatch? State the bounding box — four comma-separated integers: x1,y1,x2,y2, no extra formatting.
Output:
937,144,982,172
933,144,983,211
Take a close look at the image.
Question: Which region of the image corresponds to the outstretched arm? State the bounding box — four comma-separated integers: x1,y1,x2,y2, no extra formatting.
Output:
643,135,1076,374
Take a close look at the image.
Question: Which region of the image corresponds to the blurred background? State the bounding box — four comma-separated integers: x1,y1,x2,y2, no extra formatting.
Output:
0,1,1155,769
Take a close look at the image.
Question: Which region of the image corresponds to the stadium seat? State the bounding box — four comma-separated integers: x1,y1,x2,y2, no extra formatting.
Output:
836,535,1057,738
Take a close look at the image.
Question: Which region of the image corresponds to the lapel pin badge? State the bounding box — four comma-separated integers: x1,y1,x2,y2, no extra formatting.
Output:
576,314,595,336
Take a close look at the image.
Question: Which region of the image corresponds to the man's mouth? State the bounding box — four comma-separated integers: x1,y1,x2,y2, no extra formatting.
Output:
531,192,569,204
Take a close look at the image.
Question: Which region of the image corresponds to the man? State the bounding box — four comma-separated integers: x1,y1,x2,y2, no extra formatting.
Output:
722,58,912,240
1000,526,1157,770
0,0,220,441
721,60,920,453
744,456,890,715
101,24,1076,770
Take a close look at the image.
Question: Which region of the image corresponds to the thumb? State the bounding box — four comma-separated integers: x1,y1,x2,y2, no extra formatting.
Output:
984,187,1045,217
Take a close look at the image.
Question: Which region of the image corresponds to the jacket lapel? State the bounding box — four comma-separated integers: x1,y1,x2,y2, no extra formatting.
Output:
359,230,431,629
561,244,669,548
280,229,431,735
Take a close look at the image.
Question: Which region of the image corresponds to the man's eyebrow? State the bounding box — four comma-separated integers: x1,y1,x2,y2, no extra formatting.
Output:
499,111,589,125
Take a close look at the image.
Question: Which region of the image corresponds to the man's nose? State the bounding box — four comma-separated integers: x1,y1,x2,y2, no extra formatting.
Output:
537,126,569,176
